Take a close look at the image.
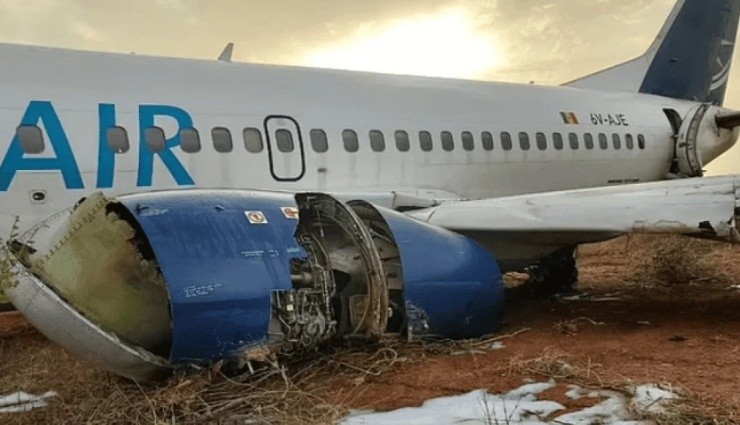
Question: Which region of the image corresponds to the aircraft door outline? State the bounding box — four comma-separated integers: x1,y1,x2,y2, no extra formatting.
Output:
264,115,306,182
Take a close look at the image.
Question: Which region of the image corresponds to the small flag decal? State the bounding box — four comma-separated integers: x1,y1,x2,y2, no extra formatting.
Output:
560,112,579,125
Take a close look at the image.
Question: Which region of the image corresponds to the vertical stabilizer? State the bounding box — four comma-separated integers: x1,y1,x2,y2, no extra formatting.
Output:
566,0,740,106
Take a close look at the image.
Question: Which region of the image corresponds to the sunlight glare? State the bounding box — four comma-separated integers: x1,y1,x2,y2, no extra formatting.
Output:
303,8,504,79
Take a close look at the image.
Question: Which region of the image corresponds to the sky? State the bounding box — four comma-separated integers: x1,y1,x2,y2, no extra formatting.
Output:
0,0,738,174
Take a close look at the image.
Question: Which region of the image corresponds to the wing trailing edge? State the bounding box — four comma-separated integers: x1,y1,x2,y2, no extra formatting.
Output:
410,175,740,245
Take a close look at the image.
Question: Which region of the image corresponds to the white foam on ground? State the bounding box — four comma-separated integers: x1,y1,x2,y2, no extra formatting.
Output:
489,341,505,350
341,383,676,425
0,391,57,413
632,385,678,414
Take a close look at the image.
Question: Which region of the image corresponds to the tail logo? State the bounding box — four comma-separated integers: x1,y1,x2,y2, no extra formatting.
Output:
710,39,735,93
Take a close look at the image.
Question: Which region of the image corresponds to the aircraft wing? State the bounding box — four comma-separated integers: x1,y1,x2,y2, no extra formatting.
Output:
408,175,740,247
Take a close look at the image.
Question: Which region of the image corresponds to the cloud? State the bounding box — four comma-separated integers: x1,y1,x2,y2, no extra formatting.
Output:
303,8,504,79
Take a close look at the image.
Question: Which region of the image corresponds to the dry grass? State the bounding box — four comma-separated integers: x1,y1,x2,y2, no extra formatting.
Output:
510,349,739,425
579,234,740,292
643,236,722,287
22,344,400,424
9,338,485,425
5,326,738,424
4,233,739,423
4,332,538,424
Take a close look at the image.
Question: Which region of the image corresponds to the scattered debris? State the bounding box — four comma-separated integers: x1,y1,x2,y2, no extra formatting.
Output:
553,317,606,335
0,391,56,414
468,327,531,349
555,292,622,302
503,272,530,288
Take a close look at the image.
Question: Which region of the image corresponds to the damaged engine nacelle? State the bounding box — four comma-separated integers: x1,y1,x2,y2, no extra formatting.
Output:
674,104,740,178
5,190,504,381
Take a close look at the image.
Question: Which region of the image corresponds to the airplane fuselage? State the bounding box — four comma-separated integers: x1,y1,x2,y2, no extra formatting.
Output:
0,43,701,236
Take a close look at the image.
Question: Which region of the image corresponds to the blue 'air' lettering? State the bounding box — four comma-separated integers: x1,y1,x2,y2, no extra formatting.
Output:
0,101,197,192
137,105,195,187
97,104,117,188
0,101,84,191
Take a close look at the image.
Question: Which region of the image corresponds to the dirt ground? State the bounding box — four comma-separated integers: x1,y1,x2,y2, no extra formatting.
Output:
1,234,739,423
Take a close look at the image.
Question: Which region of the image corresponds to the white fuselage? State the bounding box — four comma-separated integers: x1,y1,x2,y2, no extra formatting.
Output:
0,43,704,236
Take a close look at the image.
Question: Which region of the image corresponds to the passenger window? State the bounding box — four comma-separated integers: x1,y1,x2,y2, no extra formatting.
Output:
536,132,547,151
568,133,579,150
145,126,166,153
584,133,595,150
310,129,328,153
553,133,564,150
441,131,454,151
106,126,129,154
179,128,201,154
638,134,646,149
275,129,294,153
612,133,622,150
625,134,635,150
243,128,263,153
16,125,44,154
481,132,494,151
395,130,410,152
212,127,233,153
343,129,359,153
501,132,513,150
462,131,474,151
598,133,608,150
519,132,531,151
369,130,385,152
419,131,433,151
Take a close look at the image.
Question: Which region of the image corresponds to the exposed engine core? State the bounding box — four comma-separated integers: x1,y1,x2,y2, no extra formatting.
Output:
5,190,504,381
268,193,398,355
673,104,740,177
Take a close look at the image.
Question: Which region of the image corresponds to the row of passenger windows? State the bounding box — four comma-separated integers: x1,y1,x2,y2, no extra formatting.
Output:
14,124,648,155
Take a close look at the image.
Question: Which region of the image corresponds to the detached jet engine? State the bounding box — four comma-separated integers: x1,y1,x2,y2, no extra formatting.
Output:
4,190,504,381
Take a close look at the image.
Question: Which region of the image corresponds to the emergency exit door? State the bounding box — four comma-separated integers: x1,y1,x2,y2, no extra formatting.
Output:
264,115,306,181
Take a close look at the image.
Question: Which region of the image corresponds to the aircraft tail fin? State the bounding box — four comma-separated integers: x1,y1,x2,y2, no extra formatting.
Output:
566,0,740,106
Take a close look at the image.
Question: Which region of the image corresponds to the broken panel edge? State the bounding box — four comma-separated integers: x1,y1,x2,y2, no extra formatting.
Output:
5,259,170,382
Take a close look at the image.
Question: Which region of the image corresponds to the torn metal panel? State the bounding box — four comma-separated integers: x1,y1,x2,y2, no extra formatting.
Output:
6,262,169,382
28,192,171,356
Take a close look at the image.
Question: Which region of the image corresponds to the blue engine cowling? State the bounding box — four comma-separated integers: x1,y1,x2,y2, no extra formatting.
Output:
7,190,504,381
